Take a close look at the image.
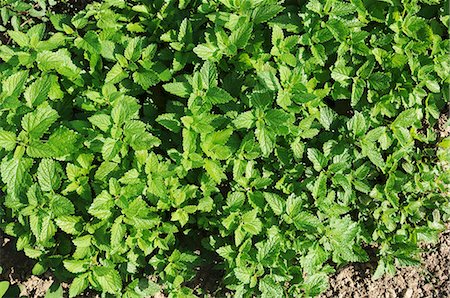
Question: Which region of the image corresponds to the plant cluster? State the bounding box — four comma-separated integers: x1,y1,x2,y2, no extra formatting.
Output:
0,0,449,297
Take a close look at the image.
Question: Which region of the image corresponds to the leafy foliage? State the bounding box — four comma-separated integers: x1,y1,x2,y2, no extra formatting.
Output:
0,0,449,297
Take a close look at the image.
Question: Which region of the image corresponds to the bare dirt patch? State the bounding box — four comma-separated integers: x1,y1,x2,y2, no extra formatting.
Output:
0,232,55,297
320,229,450,298
438,105,450,139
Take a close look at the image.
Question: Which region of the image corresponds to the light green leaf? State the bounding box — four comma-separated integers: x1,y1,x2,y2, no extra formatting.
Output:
0,130,16,151
1,156,33,194
55,216,82,235
307,148,327,172
204,159,226,184
163,82,192,98
69,275,89,298
193,44,218,60
88,114,111,132
124,37,142,62
63,259,90,274
347,112,367,137
351,78,365,106
263,192,284,215
24,76,52,107
242,209,262,235
326,18,349,41
92,267,122,294
8,30,29,47
259,276,283,298
256,124,275,156
88,191,114,220
234,267,252,284
102,138,121,161
2,70,28,97
105,63,128,84
319,106,336,130
233,111,255,129
37,159,61,192
133,70,159,89
22,103,59,139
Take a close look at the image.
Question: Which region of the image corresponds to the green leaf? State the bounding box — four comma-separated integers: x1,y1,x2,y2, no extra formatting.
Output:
133,70,159,89
69,275,89,298
30,212,56,243
55,216,82,235
234,267,252,284
102,138,121,161
51,195,75,216
200,61,218,89
36,49,82,80
204,159,226,184
44,284,63,298
258,71,280,91
256,124,275,156
303,273,329,296
230,18,253,49
88,191,114,220
361,140,385,171
92,267,122,294
259,276,283,298
1,156,33,194
294,211,321,231
111,217,126,248
351,78,365,106
193,44,218,60
2,70,28,98
311,44,327,66
163,82,192,98
37,159,61,192
22,103,59,139
391,109,418,128
252,5,284,24
242,209,262,235
0,130,16,151
105,63,128,84
63,259,90,274
124,37,143,62
347,112,367,137
312,172,327,200
24,76,52,107
88,114,111,132
263,192,284,215
206,87,234,104
425,80,440,93
156,113,181,133
0,281,9,298
307,148,327,172
233,111,255,129
75,31,101,54
326,19,349,41
8,30,29,47
368,72,391,90
319,106,336,130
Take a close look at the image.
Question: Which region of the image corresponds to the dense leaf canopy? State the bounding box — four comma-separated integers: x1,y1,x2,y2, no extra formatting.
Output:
0,0,449,297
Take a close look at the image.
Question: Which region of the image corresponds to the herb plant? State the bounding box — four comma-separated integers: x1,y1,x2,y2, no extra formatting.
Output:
0,0,449,297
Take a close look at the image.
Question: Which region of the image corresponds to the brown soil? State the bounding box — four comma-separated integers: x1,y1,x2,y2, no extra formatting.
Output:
0,233,55,297
438,105,450,139
320,229,450,298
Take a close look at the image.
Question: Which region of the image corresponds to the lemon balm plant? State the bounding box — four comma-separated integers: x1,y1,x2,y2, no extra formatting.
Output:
0,0,449,297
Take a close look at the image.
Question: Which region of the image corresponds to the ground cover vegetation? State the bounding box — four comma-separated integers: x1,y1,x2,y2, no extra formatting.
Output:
0,0,449,297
